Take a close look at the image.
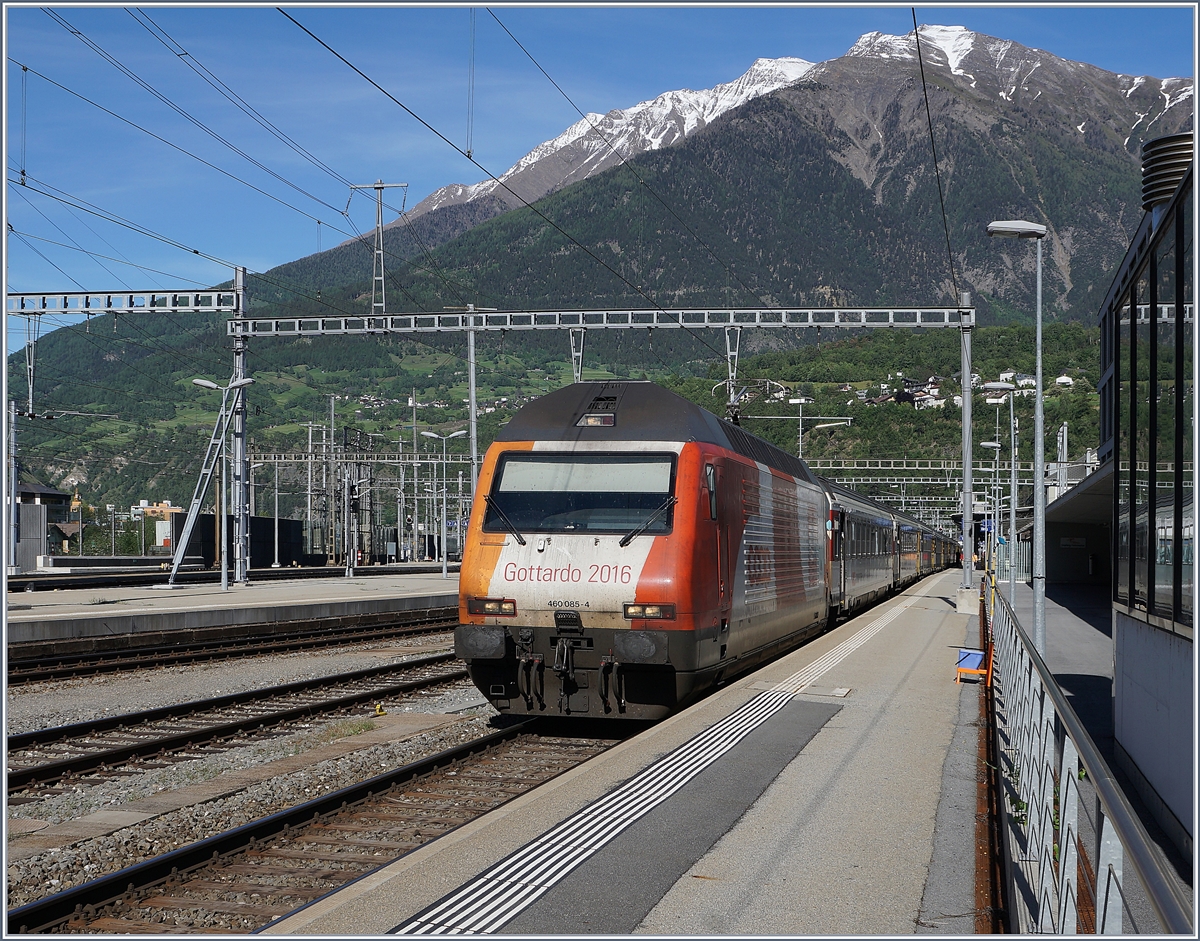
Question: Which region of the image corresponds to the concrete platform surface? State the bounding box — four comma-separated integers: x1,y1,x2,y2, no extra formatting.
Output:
266,570,977,936
5,573,459,644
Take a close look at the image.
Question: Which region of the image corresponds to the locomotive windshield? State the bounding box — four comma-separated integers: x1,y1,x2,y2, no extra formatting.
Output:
484,452,676,534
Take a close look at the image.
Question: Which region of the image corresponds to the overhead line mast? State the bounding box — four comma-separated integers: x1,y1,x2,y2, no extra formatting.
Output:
348,181,408,319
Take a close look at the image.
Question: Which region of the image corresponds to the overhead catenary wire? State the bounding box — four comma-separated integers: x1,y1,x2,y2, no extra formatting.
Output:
124,8,402,223
279,8,684,320
280,8,738,374
466,9,476,159
911,11,960,304
10,62,351,234
20,63,28,183
9,172,419,316
9,228,87,291
5,52,544,320
10,171,241,272
9,182,132,290
485,8,773,311
44,9,349,220
127,8,355,190
7,225,220,287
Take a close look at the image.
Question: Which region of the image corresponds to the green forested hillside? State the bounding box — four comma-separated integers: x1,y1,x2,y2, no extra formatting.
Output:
12,39,1143,519
9,316,1100,523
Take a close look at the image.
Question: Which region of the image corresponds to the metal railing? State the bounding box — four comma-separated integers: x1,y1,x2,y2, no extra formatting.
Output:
995,541,1032,584
987,585,1193,933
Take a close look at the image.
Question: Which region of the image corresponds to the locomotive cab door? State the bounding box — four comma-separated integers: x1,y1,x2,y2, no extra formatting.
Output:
707,462,729,603
706,461,732,648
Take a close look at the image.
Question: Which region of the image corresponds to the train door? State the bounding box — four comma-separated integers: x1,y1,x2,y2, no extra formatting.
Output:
892,520,901,584
829,508,845,610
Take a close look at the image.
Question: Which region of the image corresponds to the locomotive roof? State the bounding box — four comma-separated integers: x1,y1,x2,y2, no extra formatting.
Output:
497,381,816,484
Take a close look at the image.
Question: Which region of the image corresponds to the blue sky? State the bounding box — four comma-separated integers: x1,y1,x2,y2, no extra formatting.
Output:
3,4,1195,353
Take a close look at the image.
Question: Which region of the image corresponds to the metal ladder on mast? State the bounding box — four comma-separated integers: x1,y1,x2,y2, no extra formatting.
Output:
168,392,238,585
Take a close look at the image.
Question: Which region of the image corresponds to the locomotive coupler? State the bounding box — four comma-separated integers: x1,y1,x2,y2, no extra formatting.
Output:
517,654,544,709
552,636,575,677
613,660,626,713
598,656,615,713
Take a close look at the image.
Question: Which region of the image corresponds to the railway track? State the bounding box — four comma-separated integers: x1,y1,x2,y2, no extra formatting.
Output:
7,609,456,684
8,653,469,795
6,563,459,593
7,722,621,934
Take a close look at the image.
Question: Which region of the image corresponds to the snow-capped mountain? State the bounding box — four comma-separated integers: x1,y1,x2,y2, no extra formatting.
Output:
402,25,1190,227
801,25,1191,193
843,25,1192,114
405,56,815,219
301,22,1194,322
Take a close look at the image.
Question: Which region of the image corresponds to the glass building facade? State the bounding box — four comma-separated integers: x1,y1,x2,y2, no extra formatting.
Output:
1099,165,1193,634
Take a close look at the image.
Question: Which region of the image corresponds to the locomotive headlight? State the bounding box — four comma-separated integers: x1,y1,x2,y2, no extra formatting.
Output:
623,603,675,620
468,598,517,616
576,413,616,427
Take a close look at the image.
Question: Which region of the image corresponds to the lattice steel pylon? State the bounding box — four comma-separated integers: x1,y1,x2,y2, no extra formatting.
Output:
349,181,407,318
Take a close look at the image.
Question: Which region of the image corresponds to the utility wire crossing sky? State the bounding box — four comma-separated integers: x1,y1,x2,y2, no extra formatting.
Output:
3,4,1195,353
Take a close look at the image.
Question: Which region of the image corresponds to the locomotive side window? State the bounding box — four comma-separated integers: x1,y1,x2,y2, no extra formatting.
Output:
485,452,676,534
705,464,718,520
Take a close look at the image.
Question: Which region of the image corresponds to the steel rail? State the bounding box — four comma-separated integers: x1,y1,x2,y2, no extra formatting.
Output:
6,562,459,592
6,721,541,935
8,653,465,791
990,589,1193,934
8,612,455,684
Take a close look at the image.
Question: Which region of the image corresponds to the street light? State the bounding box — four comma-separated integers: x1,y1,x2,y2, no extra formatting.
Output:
983,381,1018,605
988,219,1047,655
272,462,281,568
422,430,467,579
981,441,1002,580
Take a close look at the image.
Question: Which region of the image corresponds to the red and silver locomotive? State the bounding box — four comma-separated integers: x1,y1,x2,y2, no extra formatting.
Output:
455,382,954,719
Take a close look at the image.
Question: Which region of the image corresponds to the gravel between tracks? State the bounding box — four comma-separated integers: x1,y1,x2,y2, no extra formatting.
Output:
6,636,503,913
6,711,497,911
5,632,454,735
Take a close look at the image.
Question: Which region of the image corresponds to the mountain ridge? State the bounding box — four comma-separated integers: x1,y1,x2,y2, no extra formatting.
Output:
391,24,1190,241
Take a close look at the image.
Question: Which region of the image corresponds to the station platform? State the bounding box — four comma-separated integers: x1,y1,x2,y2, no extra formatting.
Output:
266,569,982,936
4,572,459,647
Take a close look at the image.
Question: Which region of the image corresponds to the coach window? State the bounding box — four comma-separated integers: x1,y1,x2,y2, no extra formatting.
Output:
706,464,718,520
1180,189,1193,626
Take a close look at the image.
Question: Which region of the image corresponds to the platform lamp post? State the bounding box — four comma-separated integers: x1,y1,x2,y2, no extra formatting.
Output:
987,219,1047,655
980,441,1001,585
983,381,1018,604
422,430,467,579
272,461,281,568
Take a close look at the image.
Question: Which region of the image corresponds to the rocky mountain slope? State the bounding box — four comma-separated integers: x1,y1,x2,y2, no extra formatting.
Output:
280,25,1190,317
406,56,817,219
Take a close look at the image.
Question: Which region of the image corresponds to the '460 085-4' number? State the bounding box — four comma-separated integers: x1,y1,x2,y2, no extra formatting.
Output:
589,564,632,584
